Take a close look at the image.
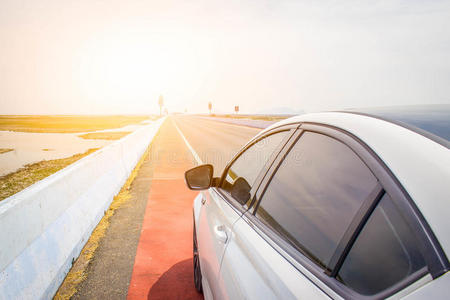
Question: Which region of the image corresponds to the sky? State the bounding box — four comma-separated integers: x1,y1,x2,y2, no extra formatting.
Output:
1,0,449,115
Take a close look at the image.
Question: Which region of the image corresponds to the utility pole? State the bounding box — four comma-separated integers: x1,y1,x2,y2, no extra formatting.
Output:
158,95,164,116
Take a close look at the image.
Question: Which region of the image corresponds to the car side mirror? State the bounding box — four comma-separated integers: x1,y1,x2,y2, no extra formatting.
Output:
185,164,214,190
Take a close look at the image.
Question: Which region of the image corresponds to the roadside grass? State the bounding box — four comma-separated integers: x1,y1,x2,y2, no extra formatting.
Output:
205,114,290,121
78,131,131,140
0,115,156,133
0,148,99,201
53,143,152,300
0,148,13,154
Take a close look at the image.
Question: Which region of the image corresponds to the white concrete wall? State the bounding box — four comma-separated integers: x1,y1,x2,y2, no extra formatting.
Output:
0,117,166,300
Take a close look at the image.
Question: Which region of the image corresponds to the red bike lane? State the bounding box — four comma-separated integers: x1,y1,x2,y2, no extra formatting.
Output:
127,119,203,300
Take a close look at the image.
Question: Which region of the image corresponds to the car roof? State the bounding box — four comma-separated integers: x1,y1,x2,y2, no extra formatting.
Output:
264,111,450,256
341,105,450,148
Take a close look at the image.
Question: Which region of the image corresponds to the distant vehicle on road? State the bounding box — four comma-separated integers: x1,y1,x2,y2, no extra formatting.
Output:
185,106,450,299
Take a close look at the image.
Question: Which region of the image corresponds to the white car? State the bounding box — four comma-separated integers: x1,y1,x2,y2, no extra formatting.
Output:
185,106,450,300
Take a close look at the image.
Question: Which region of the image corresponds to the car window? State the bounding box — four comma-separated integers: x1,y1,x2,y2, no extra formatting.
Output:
255,131,378,268
337,193,426,295
221,131,289,205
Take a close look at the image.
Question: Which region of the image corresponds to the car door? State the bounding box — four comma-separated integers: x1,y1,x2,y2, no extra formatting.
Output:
219,125,447,299
196,126,294,299
219,128,377,299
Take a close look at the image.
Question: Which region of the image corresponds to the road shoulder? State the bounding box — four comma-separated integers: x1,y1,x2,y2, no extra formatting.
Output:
54,141,156,299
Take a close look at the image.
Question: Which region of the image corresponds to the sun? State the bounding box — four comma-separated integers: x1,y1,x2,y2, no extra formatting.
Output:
75,28,205,112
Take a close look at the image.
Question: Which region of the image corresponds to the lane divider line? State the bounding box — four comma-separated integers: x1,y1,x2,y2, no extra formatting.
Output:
172,118,203,165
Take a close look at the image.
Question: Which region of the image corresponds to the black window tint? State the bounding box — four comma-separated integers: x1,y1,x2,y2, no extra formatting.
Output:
222,131,288,205
256,132,378,267
338,193,426,295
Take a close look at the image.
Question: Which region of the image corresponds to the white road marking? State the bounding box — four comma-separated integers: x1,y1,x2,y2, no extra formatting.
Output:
172,118,203,165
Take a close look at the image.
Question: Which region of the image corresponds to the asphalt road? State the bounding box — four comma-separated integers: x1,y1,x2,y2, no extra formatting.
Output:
173,116,262,176
67,116,262,299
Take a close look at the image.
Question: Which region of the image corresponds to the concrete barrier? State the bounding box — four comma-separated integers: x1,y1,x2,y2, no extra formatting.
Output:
0,117,166,300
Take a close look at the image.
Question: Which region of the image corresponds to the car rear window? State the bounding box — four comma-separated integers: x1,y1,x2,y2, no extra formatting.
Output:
337,193,426,295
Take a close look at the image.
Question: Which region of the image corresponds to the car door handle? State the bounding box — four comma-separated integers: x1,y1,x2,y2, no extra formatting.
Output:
214,225,228,243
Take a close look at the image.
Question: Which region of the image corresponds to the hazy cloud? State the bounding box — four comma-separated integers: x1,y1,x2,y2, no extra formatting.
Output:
1,0,449,114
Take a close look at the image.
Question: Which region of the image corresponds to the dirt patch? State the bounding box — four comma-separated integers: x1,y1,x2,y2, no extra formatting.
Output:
0,148,13,154
0,148,99,201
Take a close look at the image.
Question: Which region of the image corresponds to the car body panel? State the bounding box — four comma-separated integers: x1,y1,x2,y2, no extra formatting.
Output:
219,217,335,300
402,272,449,299
386,274,432,299
194,188,242,299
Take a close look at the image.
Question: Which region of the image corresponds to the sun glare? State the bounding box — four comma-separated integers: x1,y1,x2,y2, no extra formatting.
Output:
76,29,205,112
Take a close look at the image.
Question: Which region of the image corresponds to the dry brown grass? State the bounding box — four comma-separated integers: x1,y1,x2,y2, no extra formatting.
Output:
53,144,151,300
0,148,99,201
206,114,289,121
78,131,131,140
0,115,155,133
0,148,13,154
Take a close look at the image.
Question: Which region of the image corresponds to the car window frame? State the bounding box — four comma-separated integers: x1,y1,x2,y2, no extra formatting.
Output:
215,123,298,215
241,122,449,299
